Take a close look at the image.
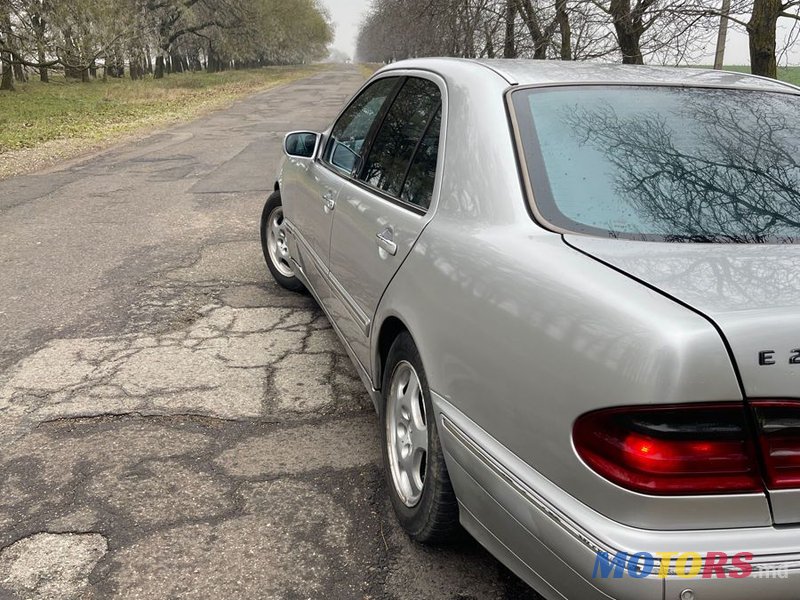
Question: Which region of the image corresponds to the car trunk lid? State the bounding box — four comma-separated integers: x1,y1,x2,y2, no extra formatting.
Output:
565,235,800,524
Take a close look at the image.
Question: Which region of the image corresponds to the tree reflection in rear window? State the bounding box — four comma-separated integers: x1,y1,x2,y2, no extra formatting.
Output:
511,85,800,243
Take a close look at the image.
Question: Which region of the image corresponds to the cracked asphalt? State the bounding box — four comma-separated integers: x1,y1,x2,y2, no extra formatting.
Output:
0,65,539,599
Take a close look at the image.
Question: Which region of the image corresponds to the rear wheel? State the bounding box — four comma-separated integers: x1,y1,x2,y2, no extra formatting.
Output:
260,191,304,292
380,331,461,543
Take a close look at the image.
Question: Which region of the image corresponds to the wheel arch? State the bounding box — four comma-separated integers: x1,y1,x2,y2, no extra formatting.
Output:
375,315,410,391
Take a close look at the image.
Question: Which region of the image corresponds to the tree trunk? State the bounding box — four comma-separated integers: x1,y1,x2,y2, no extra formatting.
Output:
11,58,23,82
609,0,644,64
2,8,25,83
617,29,643,63
63,31,83,80
129,51,141,80
65,62,82,80
38,48,48,81
171,52,183,73
207,43,219,72
154,54,165,79
0,59,12,91
713,0,731,69
516,0,554,59
110,50,125,78
748,0,780,78
0,5,12,90
504,0,517,58
485,32,496,58
556,0,571,60
32,13,48,82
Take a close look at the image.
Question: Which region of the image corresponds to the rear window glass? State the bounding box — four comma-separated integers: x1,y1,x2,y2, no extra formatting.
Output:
511,86,800,243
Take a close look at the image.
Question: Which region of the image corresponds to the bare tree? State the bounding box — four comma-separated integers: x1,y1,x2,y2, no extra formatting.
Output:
0,0,332,87
712,0,730,68
687,0,800,78
357,0,717,65
748,0,800,77
0,1,14,89
504,0,517,56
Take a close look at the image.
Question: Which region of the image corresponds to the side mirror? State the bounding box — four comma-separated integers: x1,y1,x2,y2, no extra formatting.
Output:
284,131,320,159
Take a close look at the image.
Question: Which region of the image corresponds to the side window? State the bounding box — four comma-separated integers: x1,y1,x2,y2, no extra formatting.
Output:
360,78,442,203
400,108,441,210
325,77,399,175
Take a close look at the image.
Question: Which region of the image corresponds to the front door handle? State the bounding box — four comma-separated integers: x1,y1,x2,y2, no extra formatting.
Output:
322,190,336,213
376,227,397,256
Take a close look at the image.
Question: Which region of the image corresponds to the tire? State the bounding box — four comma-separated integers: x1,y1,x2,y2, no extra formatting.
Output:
380,331,461,544
260,191,304,292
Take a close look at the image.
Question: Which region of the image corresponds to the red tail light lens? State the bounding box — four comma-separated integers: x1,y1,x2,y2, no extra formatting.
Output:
573,404,762,495
752,401,800,490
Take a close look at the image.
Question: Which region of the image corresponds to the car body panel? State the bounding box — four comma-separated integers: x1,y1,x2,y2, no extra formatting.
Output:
275,58,800,599
565,236,800,526
436,390,800,600
326,70,448,369
378,221,771,530
328,177,428,367
401,57,797,93
280,156,343,306
563,237,800,399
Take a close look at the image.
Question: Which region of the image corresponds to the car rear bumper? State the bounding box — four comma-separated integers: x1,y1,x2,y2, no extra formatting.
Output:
434,392,800,600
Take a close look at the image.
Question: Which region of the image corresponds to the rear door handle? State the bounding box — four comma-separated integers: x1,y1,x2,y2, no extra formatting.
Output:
322,190,336,213
376,227,397,256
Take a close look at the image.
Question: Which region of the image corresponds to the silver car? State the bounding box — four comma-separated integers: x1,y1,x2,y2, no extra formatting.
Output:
260,58,800,599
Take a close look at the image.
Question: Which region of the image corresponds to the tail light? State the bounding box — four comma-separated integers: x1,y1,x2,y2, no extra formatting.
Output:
573,404,762,495
752,401,800,490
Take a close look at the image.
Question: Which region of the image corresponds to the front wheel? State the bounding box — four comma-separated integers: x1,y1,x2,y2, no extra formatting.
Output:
260,191,304,292
380,331,461,544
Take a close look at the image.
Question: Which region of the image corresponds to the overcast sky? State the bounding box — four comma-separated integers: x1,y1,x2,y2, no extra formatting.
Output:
321,0,800,66
698,22,800,65
322,0,370,59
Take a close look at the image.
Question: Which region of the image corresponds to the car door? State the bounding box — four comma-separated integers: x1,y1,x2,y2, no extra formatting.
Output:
283,76,401,302
327,75,444,370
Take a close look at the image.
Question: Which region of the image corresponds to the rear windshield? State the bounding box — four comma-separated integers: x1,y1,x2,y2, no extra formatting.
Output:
511,85,800,243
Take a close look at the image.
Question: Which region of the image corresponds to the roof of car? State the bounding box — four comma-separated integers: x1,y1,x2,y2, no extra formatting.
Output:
379,57,800,94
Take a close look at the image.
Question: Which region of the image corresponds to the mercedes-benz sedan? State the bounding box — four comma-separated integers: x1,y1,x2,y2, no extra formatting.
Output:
260,58,800,600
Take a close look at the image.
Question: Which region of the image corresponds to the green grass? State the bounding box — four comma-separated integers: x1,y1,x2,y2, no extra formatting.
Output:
357,63,382,79
0,66,321,154
749,65,800,86
699,65,800,86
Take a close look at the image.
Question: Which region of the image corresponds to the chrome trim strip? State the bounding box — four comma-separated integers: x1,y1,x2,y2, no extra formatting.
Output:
505,91,565,236
286,218,370,338
326,269,371,338
440,413,620,558
286,220,380,398
284,220,375,390
509,80,800,95
441,413,800,571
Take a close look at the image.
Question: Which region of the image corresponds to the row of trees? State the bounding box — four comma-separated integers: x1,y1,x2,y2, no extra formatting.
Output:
0,0,332,90
356,0,800,78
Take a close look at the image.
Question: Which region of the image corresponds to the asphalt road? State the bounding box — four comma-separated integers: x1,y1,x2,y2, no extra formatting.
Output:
0,65,540,600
